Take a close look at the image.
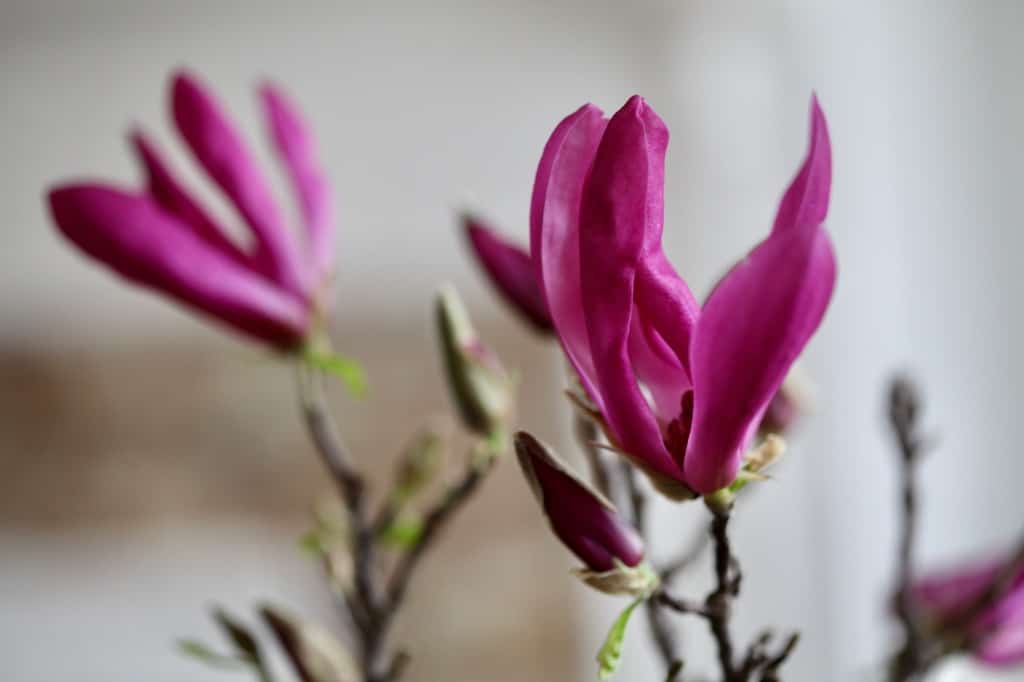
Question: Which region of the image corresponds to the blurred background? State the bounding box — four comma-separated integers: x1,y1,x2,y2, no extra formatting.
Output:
3,1,1024,680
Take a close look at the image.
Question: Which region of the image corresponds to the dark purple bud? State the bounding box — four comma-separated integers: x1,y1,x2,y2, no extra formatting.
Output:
515,431,644,571
462,213,554,334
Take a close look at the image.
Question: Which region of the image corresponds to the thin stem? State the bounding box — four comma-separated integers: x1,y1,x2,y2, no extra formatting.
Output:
887,375,927,682
296,366,384,674
385,450,496,619
707,509,739,681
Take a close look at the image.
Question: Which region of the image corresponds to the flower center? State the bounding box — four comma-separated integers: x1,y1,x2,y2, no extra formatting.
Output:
664,389,694,464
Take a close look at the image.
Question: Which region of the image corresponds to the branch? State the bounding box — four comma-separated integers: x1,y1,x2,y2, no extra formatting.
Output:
384,450,496,619
887,375,929,681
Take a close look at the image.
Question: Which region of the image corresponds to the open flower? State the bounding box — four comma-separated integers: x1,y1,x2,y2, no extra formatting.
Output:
531,95,835,495
911,554,1024,667
47,70,335,348
514,431,655,596
462,213,553,334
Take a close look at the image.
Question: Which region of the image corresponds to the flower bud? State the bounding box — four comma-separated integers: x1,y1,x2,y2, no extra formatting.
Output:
759,369,813,436
462,213,553,334
393,426,446,501
436,285,512,437
259,604,357,682
515,431,656,596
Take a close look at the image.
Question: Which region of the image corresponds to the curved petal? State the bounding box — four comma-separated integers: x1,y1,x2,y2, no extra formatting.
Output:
130,130,252,269
686,223,836,492
773,95,832,233
977,624,1024,667
912,559,1005,617
463,214,552,333
579,96,683,481
627,313,689,423
171,70,306,298
634,251,699,373
529,103,608,404
259,83,335,280
49,184,309,347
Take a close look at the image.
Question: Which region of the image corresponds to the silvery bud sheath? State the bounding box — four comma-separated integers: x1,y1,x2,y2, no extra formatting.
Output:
436,285,512,439
514,431,657,597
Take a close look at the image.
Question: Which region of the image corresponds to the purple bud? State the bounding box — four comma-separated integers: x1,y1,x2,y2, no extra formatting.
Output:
515,431,644,571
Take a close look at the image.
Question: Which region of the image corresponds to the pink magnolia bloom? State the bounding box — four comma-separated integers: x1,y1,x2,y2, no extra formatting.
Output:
912,556,1024,667
462,213,553,334
531,95,835,495
48,70,335,348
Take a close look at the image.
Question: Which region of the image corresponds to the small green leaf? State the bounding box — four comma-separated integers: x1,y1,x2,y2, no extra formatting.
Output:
298,528,328,557
377,517,424,549
302,350,367,397
596,597,643,680
177,639,243,669
665,659,684,681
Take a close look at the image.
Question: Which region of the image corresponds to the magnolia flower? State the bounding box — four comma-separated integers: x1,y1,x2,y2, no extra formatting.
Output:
48,70,335,348
912,555,1024,666
531,95,835,495
462,213,553,334
514,431,655,596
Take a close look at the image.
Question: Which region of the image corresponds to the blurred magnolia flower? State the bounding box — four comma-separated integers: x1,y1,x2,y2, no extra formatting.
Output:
531,94,835,496
514,431,656,597
47,69,335,348
462,212,553,334
912,554,1024,667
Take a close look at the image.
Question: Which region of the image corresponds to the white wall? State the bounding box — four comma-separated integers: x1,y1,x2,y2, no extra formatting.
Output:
3,1,1024,680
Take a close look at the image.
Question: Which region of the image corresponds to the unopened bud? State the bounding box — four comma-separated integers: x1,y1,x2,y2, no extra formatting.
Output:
259,605,357,682
436,285,512,437
760,369,814,436
515,431,655,596
394,427,446,501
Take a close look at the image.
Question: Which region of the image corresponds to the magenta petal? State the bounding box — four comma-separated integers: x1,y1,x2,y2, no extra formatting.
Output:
912,559,1005,617
579,96,684,481
259,83,335,280
530,103,608,404
772,95,832,233
515,432,644,571
171,71,306,297
627,313,690,423
49,184,309,347
686,223,836,492
977,625,1024,667
130,130,252,269
463,214,553,333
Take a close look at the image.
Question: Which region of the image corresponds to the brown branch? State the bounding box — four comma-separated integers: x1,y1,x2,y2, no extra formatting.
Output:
384,451,496,618
297,365,496,682
707,508,739,681
887,375,929,682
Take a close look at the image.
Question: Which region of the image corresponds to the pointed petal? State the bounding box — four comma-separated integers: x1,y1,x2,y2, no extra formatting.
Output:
130,130,252,269
515,431,644,571
463,214,552,333
529,103,608,403
773,95,832,232
171,70,306,297
259,83,335,280
49,184,309,347
579,96,684,481
686,223,836,492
